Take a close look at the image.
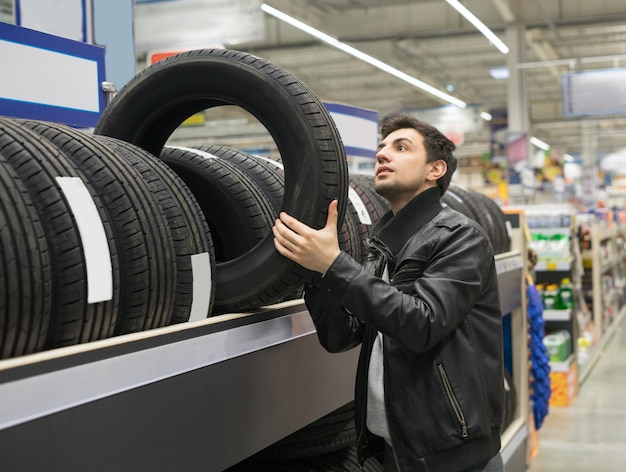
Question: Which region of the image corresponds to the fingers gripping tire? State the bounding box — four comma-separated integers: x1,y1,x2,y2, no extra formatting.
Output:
94,48,348,312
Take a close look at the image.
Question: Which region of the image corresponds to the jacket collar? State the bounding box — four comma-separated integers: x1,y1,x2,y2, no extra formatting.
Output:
372,187,443,255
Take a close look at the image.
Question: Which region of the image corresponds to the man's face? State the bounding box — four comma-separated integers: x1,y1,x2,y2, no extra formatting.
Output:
374,128,441,212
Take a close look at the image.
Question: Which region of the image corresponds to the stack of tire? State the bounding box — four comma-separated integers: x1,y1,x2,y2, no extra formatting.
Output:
0,49,351,359
442,185,511,254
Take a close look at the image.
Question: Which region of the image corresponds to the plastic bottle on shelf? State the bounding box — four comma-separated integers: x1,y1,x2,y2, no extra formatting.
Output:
542,284,559,310
559,278,574,309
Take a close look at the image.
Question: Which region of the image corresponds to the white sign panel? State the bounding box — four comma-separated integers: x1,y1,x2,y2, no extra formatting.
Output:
562,68,626,117
134,0,264,53
16,0,86,42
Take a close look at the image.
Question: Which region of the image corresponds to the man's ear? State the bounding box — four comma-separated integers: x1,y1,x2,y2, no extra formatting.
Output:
427,160,447,181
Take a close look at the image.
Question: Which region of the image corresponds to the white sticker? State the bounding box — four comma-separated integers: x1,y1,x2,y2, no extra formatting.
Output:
253,155,284,170
167,145,218,159
188,252,213,322
348,186,371,225
56,177,113,303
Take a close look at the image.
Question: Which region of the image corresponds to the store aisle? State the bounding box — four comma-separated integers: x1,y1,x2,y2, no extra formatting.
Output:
525,315,626,472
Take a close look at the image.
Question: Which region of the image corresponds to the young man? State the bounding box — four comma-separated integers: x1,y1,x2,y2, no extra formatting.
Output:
272,114,504,472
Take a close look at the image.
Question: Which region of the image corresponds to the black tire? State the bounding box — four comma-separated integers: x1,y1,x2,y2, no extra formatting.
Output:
347,175,386,262
442,187,478,221
228,443,383,472
160,146,278,312
94,48,348,313
348,174,391,222
19,120,177,334
2,117,120,349
240,402,357,464
472,191,511,254
193,145,284,216
0,149,52,358
447,185,510,254
96,137,217,323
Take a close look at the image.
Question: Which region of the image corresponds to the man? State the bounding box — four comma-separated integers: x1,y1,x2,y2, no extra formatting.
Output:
272,114,504,472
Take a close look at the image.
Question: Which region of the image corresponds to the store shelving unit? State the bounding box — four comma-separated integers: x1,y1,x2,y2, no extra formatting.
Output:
0,251,527,472
579,223,626,382
523,208,581,409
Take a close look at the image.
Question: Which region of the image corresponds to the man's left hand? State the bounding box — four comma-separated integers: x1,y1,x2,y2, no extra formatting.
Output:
272,199,341,274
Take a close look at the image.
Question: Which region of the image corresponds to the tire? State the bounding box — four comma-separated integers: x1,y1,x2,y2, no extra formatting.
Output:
347,175,387,261
160,145,278,312
0,147,52,358
2,117,120,349
228,443,383,472
240,402,357,464
348,174,391,223
442,187,478,221
472,191,511,254
94,48,348,313
193,145,284,216
447,186,510,254
19,120,177,334
96,137,217,323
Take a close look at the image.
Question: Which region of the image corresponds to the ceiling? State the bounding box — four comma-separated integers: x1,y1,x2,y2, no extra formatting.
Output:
190,0,626,163
3,1,626,163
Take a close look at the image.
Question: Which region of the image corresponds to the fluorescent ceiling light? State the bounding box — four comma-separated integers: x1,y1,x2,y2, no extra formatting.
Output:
480,111,493,121
489,66,509,80
530,136,550,151
445,0,509,54
261,3,466,108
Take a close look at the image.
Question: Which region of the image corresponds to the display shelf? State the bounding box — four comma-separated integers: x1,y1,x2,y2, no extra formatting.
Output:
543,309,572,321
579,304,626,383
579,223,626,381
0,252,526,472
529,223,580,364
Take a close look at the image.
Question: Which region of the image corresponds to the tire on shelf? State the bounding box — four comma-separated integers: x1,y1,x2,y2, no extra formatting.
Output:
242,402,357,464
1,117,120,349
94,48,348,313
193,145,285,217
348,174,388,261
0,142,52,358
96,137,217,323
160,146,279,312
19,120,177,334
447,185,510,254
472,191,511,254
348,174,391,220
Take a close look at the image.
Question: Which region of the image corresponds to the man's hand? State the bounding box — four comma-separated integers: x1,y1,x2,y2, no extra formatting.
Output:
272,199,341,274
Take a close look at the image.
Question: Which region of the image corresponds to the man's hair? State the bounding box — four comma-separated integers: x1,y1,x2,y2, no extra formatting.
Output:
380,114,457,195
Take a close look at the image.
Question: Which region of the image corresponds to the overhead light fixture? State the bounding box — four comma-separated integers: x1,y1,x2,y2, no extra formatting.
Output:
489,66,510,80
480,111,493,121
530,136,550,151
260,3,466,108
445,0,509,54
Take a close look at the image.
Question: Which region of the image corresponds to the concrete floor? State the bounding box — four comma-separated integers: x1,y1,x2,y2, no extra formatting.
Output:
526,315,626,472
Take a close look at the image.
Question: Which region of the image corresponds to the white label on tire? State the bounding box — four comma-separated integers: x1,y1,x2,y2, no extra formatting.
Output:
56,176,113,303
188,252,212,322
253,155,284,170
348,186,371,225
169,145,218,159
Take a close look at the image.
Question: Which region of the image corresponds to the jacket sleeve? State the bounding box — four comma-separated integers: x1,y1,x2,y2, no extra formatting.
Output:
303,259,366,353
321,226,498,354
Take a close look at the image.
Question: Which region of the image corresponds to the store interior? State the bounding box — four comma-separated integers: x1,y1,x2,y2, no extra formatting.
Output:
2,1,626,471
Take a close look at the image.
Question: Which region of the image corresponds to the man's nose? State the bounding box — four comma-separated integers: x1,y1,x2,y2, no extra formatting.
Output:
376,148,389,162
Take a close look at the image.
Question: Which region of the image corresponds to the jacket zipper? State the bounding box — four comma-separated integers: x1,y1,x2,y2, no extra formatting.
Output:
357,326,375,467
437,364,468,438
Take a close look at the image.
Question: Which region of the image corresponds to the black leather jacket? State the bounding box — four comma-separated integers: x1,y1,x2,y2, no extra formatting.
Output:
304,189,504,472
